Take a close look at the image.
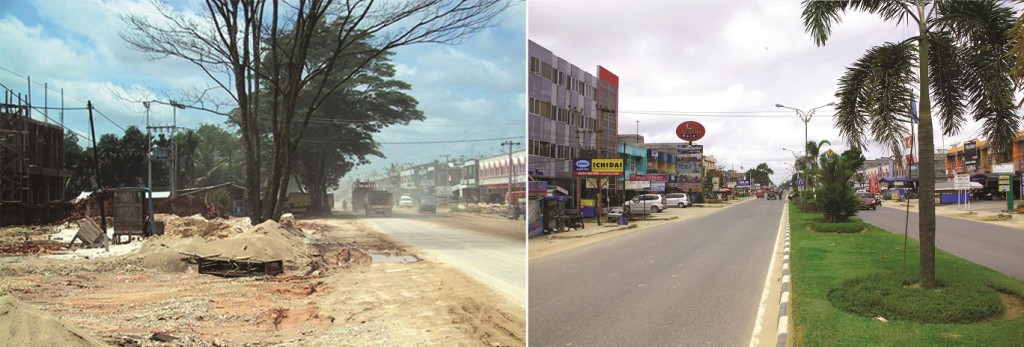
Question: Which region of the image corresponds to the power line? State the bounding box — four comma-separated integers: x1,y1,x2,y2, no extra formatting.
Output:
1,71,130,134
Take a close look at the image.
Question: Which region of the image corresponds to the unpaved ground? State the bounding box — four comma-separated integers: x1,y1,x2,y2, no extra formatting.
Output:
385,208,523,242
0,215,524,346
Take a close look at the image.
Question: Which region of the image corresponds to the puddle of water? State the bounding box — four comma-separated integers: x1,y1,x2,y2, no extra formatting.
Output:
369,253,420,263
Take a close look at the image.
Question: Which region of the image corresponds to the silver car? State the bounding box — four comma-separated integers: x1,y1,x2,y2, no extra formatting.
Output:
626,194,666,213
664,193,691,208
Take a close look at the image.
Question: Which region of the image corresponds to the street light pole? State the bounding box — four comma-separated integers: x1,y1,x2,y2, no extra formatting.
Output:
776,102,835,193
501,140,521,205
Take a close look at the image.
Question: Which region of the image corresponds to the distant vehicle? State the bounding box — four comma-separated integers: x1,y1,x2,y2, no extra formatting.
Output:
419,179,437,213
285,192,334,214
626,194,666,214
755,189,765,198
766,190,778,200
351,180,375,212
506,190,526,205
398,195,414,207
857,192,877,210
365,190,394,217
418,194,437,213
664,193,691,208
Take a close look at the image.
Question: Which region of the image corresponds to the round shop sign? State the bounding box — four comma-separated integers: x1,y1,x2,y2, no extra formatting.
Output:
675,121,706,142
575,159,591,169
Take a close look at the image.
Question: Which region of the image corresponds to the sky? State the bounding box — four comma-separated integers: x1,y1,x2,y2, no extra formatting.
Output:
0,0,525,181
528,0,1007,185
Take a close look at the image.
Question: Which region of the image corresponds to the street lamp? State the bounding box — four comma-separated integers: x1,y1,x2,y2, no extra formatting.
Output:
775,102,835,154
777,102,833,193
783,147,805,195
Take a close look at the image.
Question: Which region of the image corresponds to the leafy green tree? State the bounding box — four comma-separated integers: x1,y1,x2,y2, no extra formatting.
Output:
94,126,149,187
799,139,830,189
123,0,511,223
63,130,88,197
747,163,775,187
292,45,423,214
802,0,1019,287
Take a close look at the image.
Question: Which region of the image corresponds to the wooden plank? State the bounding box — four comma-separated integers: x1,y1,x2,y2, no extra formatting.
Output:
74,218,109,247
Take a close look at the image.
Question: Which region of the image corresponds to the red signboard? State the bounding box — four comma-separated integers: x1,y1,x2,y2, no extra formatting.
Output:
675,121,706,142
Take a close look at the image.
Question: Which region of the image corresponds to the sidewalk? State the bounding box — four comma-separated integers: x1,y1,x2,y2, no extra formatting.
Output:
879,199,1024,230
528,197,757,259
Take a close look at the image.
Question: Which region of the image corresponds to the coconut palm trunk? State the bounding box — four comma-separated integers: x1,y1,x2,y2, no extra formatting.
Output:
914,1,936,287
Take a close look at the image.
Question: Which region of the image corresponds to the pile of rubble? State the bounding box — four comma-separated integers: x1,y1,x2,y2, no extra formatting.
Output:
132,215,324,273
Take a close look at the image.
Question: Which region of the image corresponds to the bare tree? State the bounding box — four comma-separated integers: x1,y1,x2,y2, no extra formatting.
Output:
122,0,512,223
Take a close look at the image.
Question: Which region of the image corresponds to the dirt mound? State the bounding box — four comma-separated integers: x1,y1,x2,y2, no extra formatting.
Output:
134,219,321,273
158,214,245,240
0,295,109,346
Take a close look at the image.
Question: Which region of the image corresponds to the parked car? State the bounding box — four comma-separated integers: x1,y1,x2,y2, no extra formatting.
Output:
664,193,692,208
398,195,414,208
857,192,877,210
626,194,666,214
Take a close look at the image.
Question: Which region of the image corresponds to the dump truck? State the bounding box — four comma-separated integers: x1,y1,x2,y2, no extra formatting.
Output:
365,190,393,217
418,179,437,213
351,180,375,212
285,192,335,214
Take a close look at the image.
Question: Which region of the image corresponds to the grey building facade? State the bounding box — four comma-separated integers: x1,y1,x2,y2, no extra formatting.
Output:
527,40,601,195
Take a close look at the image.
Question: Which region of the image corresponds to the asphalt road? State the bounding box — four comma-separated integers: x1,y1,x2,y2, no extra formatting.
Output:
529,199,785,346
360,211,526,308
859,206,1024,280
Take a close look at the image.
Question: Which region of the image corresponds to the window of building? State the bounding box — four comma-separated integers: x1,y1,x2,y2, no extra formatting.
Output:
541,62,552,80
530,57,539,74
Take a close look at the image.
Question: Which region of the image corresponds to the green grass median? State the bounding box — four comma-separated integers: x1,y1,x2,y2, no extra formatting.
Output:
788,203,1024,346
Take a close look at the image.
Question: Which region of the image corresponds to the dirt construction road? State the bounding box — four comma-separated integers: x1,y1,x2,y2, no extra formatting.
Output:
1,212,525,346
347,208,526,308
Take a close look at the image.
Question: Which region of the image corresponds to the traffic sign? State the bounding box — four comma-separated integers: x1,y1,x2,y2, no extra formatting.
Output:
796,178,804,186
675,121,706,142
954,174,970,190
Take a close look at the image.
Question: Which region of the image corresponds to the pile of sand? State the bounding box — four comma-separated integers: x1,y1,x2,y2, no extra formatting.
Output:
134,219,321,273
0,296,109,346
158,214,245,239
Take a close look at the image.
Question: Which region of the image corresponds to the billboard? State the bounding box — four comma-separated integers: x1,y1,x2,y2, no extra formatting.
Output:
677,144,703,189
650,182,666,192
964,140,978,167
573,158,624,177
629,173,669,182
625,180,651,190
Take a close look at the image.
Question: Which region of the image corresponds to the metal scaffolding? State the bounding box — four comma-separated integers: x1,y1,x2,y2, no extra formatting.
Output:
1,89,68,206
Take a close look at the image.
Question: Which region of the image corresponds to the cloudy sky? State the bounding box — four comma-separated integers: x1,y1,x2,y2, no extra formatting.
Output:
529,0,1005,184
0,0,525,180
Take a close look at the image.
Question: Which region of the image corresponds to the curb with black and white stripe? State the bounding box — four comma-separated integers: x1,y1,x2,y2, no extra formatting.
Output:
776,219,791,347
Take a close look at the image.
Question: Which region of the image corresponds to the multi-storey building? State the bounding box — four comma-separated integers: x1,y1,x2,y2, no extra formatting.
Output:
527,40,604,197
479,149,526,203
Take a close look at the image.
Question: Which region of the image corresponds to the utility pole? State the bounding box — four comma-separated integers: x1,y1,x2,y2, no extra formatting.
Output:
170,101,184,198
87,101,109,252
501,140,521,205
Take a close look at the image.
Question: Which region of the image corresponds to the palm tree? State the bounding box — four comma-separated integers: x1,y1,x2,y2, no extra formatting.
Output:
801,139,831,189
803,0,1019,288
